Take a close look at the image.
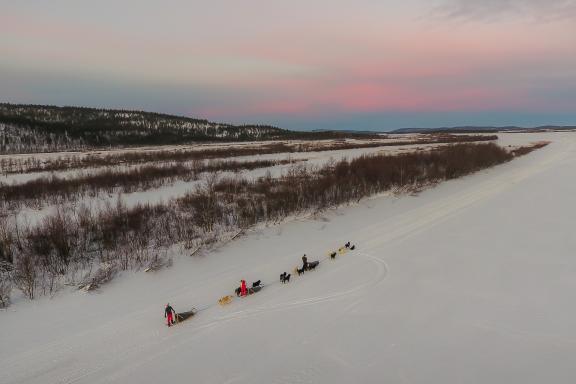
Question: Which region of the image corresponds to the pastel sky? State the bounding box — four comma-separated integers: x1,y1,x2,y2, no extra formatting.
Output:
1,0,575,130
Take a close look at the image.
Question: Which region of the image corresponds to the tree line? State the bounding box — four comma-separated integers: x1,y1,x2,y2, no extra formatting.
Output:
0,103,380,154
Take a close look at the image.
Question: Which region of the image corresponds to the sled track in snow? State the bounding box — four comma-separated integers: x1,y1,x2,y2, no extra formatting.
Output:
48,252,390,384
0,252,388,384
145,251,389,337
3,139,572,384
348,140,574,251
205,251,389,324
99,253,389,381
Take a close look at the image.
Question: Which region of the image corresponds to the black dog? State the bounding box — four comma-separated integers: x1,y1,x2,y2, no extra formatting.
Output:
307,260,320,270
296,266,305,275
330,252,337,259
345,242,351,248
235,287,242,296
252,280,261,288
280,272,291,283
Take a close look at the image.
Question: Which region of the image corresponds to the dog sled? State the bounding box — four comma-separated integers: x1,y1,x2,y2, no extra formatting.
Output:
248,285,262,294
307,260,320,270
294,260,320,275
175,308,197,323
166,241,359,325
235,280,264,297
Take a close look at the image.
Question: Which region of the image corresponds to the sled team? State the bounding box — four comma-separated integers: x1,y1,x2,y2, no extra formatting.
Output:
164,241,356,326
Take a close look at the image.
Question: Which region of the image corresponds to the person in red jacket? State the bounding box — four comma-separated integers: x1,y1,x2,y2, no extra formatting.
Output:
240,280,247,296
165,303,175,326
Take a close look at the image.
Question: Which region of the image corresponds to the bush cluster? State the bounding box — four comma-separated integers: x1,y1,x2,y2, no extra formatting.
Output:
1,142,534,302
1,134,497,174
0,159,297,210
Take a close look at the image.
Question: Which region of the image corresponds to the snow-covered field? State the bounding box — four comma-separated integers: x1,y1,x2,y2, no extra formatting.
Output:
1,132,575,384
2,138,467,226
0,137,427,184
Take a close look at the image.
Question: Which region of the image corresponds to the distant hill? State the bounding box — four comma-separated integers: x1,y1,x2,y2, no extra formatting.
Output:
390,126,576,134
0,104,373,154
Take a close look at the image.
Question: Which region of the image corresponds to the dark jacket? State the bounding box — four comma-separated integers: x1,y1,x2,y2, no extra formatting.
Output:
165,305,175,317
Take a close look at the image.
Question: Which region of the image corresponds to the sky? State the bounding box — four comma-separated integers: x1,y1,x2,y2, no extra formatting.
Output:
1,0,575,131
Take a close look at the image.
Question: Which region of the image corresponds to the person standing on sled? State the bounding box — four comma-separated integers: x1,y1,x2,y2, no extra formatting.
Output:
302,254,308,271
240,279,247,297
165,303,176,326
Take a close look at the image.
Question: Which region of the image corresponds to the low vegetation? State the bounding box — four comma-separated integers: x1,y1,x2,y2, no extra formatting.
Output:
0,159,299,210
0,142,542,303
510,141,550,156
0,134,498,174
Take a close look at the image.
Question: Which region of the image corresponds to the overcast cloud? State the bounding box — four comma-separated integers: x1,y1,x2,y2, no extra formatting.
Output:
436,0,576,21
1,1,575,129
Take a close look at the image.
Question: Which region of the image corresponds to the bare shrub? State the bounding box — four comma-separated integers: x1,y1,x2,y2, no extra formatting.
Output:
2,134,497,174
184,143,515,227
13,253,38,300
79,263,118,291
0,267,12,308
144,254,172,273
0,159,298,210
3,141,544,300
511,141,550,156
0,219,14,265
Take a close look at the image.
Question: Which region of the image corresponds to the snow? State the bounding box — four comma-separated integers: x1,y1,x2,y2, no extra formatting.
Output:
0,138,418,182
4,141,448,226
2,132,576,383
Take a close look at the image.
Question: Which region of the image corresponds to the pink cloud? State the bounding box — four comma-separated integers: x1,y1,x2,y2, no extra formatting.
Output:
3,3,575,124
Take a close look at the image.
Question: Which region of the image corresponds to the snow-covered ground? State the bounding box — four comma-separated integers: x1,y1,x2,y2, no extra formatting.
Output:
0,136,407,164
2,140,461,226
2,133,537,224
0,138,428,184
1,132,575,384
